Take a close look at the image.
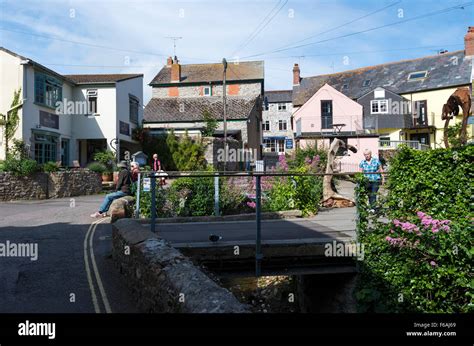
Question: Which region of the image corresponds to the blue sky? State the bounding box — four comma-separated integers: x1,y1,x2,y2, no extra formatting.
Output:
0,0,472,101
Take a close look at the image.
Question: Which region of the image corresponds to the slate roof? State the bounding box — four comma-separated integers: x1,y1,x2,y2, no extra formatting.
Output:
150,61,264,85
144,96,260,122
64,74,143,84
293,50,472,106
264,90,292,103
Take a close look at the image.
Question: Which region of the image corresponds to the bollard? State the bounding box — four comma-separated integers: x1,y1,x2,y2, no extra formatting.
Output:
135,172,141,219
214,175,220,216
151,173,156,233
255,174,262,277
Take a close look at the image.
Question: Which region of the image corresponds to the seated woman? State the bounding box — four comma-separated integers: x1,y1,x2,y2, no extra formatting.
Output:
90,160,132,218
130,161,140,195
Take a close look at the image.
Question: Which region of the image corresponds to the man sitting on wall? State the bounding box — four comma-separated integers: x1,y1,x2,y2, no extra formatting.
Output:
90,160,132,218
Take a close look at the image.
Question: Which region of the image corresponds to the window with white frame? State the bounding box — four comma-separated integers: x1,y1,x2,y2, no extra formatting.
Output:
262,120,270,131
203,86,211,96
370,99,388,114
278,103,287,111
278,119,287,131
87,89,98,114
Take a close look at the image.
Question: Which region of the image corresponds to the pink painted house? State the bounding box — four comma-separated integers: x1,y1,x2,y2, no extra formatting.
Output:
292,82,379,172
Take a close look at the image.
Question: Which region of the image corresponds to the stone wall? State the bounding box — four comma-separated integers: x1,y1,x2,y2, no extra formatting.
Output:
112,219,249,313
0,169,102,201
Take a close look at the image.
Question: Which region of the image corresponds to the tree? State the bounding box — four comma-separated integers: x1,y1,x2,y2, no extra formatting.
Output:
202,109,218,137
0,89,22,155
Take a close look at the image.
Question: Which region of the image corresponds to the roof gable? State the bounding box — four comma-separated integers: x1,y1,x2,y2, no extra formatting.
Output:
294,83,361,118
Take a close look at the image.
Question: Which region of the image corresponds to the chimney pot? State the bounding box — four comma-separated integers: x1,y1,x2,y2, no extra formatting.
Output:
464,26,474,56
293,63,301,86
167,56,173,66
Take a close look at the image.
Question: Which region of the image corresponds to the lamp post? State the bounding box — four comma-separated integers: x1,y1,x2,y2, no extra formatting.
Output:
222,58,227,172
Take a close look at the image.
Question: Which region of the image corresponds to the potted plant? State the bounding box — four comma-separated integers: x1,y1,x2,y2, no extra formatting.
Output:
93,150,116,181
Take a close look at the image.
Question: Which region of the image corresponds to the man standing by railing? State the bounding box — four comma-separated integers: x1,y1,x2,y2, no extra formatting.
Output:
359,149,384,212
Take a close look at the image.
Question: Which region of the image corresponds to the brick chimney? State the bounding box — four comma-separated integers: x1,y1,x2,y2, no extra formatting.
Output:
166,56,173,66
464,26,474,56
293,63,300,86
171,56,181,83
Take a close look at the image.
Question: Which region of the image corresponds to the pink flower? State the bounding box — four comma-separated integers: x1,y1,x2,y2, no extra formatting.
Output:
246,201,256,209
417,211,426,219
390,229,395,234
432,228,439,233
313,155,320,162
430,261,437,267
385,236,392,241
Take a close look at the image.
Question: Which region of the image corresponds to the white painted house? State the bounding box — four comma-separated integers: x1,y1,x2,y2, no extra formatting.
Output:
0,47,143,166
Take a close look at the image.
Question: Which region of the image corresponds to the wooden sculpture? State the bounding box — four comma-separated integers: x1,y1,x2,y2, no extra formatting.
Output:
321,138,357,208
441,87,471,147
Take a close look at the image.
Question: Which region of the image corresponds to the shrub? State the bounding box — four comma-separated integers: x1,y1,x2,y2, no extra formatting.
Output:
385,144,472,227
0,161,4,172
2,139,38,176
357,211,472,313
42,161,59,173
287,143,327,170
3,157,38,176
355,145,473,313
93,150,116,173
87,162,107,174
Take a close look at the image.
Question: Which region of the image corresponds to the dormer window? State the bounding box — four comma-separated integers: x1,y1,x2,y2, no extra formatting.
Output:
363,79,371,87
342,84,349,90
408,71,427,80
203,86,211,96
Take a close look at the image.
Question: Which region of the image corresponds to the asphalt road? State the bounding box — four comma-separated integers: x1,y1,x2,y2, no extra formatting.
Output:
0,195,138,313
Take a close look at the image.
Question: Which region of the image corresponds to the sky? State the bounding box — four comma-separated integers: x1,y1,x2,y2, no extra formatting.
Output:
0,0,472,102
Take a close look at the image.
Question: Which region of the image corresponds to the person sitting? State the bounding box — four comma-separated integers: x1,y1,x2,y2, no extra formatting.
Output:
90,160,132,218
151,153,166,186
130,161,140,182
130,161,140,195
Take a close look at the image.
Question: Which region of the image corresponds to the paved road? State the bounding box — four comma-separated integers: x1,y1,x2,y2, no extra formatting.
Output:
0,195,138,313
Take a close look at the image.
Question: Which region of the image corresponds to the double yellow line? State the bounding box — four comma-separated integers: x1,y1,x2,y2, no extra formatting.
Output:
83,217,112,313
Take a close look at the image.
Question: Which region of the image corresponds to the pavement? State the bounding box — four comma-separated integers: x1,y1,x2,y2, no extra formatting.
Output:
0,195,138,313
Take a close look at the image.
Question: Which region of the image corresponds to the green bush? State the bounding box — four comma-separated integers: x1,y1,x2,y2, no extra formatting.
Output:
93,150,116,173
356,145,473,313
42,161,59,173
385,144,473,226
357,212,472,313
0,161,4,172
87,162,107,174
4,157,38,176
2,140,38,176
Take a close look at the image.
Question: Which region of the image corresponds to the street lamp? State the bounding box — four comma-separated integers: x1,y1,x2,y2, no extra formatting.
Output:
222,58,227,171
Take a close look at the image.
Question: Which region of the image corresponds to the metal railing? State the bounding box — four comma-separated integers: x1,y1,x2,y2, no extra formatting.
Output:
379,140,430,151
134,170,388,277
